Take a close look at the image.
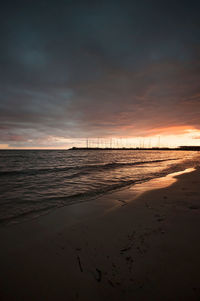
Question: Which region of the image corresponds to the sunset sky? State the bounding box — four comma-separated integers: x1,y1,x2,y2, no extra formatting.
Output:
1,0,200,149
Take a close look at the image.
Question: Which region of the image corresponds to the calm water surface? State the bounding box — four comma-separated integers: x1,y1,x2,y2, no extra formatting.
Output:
0,150,199,225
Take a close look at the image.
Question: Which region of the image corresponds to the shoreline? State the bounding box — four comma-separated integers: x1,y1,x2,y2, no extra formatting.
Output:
0,166,196,227
0,166,200,300
69,147,200,151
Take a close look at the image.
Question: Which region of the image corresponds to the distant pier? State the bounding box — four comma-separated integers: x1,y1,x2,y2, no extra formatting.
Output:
69,146,200,151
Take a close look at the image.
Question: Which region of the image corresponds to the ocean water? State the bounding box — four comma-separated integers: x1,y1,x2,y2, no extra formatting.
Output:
0,149,199,225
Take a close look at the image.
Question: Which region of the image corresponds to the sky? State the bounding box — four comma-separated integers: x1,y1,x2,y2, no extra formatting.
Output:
1,0,200,149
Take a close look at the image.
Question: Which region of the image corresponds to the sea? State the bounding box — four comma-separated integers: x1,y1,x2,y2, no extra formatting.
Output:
0,149,199,225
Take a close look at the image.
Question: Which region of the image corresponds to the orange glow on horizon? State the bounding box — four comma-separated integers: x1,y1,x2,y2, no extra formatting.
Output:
1,128,200,149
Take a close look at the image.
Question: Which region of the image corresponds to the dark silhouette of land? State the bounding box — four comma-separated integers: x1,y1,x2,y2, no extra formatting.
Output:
69,146,200,151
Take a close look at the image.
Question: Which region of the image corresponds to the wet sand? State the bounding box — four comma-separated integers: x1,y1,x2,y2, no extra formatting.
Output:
0,167,200,300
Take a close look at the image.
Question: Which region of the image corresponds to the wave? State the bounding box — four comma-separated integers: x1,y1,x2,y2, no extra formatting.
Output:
0,158,177,177
0,204,57,225
0,158,196,226
0,176,150,225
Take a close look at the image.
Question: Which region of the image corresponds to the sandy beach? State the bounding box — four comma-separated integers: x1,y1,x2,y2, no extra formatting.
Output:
0,167,200,301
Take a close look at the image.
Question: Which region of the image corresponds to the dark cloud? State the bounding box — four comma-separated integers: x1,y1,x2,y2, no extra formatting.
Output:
1,0,200,147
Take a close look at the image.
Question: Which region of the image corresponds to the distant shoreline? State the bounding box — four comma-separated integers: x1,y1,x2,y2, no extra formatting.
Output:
0,146,199,151
69,146,200,151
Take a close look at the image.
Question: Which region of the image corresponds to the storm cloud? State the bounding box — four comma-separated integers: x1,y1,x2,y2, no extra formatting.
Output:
1,0,200,148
